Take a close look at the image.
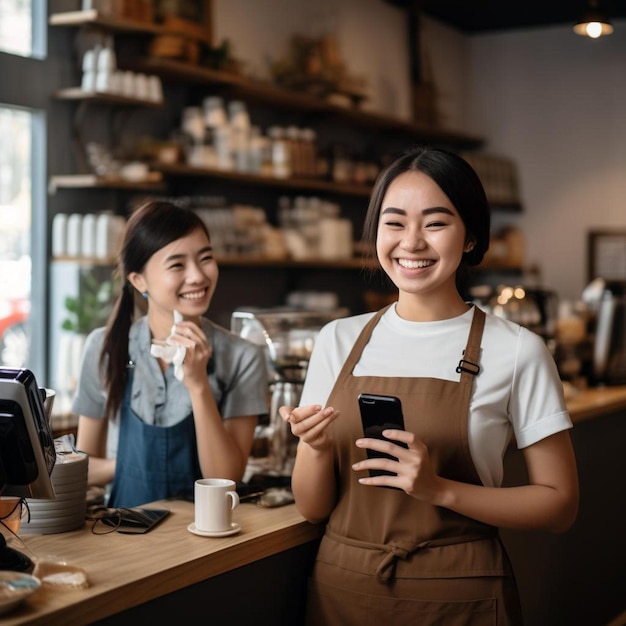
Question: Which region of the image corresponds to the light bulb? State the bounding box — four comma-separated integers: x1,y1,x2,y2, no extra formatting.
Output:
586,22,603,38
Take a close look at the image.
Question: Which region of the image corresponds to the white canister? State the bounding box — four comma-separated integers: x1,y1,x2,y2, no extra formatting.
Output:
80,48,98,92
335,218,353,259
81,213,97,258
95,213,111,259
134,73,150,100
51,213,68,258
65,214,83,257
95,213,125,260
121,70,136,98
94,47,117,93
319,218,353,260
147,75,163,102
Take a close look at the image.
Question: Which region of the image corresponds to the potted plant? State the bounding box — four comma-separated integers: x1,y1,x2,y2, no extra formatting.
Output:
61,270,115,335
55,269,117,416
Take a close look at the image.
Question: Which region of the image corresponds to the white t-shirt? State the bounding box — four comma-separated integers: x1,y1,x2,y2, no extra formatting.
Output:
300,304,571,487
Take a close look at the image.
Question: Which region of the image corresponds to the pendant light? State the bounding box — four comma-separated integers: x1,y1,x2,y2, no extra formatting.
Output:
573,0,614,38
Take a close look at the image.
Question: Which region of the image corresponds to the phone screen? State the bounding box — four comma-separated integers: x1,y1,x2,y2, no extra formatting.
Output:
358,393,407,478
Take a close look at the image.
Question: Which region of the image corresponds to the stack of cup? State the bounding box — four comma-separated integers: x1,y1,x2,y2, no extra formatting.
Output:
21,451,88,535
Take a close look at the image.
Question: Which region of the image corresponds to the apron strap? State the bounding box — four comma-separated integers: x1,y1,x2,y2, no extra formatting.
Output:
334,304,393,385
457,306,486,383
455,306,487,482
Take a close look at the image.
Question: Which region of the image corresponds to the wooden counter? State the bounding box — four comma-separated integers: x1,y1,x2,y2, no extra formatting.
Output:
564,384,626,423
502,384,626,626
5,386,625,625
4,500,323,625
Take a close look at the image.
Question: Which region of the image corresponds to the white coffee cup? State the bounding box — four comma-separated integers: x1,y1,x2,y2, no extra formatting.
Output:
194,478,240,532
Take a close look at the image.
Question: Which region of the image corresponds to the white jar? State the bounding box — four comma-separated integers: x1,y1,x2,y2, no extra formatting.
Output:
81,47,98,92
52,213,68,258
81,214,97,258
228,101,251,172
268,126,291,179
65,214,83,258
95,213,126,260
203,96,227,129
181,107,205,144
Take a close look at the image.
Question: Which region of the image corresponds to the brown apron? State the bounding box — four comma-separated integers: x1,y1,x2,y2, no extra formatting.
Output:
305,305,523,626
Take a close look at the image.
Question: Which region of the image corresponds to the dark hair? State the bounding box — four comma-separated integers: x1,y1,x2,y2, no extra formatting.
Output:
362,145,490,294
101,201,212,419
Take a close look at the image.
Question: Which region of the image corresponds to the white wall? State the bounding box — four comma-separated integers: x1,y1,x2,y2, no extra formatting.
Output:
213,2,626,301
466,23,626,300
213,0,411,119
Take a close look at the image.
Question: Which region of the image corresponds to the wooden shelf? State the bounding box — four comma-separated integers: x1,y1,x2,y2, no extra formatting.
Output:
153,162,372,197
150,163,520,209
48,253,517,273
119,57,484,149
53,88,164,108
49,10,165,34
48,174,166,192
477,259,523,272
216,256,520,273
49,12,483,148
50,254,375,270
52,256,117,266
216,255,377,270
488,201,523,212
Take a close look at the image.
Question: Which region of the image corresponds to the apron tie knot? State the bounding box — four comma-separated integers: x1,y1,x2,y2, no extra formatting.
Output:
374,540,425,581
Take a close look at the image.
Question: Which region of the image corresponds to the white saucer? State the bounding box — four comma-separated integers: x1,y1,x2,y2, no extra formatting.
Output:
187,522,241,537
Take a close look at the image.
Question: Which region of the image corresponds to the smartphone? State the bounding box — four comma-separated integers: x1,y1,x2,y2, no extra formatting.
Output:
102,507,170,534
358,393,407,478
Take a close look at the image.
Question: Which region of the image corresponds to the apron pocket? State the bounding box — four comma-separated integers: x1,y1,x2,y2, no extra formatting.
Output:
306,577,497,626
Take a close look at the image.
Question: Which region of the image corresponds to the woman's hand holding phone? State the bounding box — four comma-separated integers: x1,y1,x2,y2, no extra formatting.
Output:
357,394,407,479
354,393,440,498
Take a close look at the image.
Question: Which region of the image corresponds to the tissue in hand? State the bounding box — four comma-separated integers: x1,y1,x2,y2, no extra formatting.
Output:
150,310,186,381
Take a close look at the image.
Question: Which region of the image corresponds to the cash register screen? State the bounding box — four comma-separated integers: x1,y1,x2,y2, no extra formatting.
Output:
0,368,56,499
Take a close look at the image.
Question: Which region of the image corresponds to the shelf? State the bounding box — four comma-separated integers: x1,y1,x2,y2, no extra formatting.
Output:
150,163,521,208
49,10,165,35
153,162,372,197
49,11,482,148
48,254,521,273
50,254,377,270
53,88,164,108
52,256,117,266
488,201,523,213
48,174,166,193
216,256,520,272
477,259,523,272
216,255,377,270
120,58,484,149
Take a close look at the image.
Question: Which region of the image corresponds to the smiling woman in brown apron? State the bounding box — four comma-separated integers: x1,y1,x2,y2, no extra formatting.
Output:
280,146,579,625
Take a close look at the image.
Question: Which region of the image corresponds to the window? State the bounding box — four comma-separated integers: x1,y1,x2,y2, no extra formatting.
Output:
0,106,32,369
0,0,46,380
0,0,32,57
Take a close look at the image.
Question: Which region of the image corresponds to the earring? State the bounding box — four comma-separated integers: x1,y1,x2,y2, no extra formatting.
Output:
142,291,148,299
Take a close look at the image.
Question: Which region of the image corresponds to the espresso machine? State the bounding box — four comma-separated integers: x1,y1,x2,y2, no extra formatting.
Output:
231,306,347,478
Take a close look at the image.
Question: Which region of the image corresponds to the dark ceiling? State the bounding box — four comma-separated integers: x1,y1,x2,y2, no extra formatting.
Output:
395,1,626,34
